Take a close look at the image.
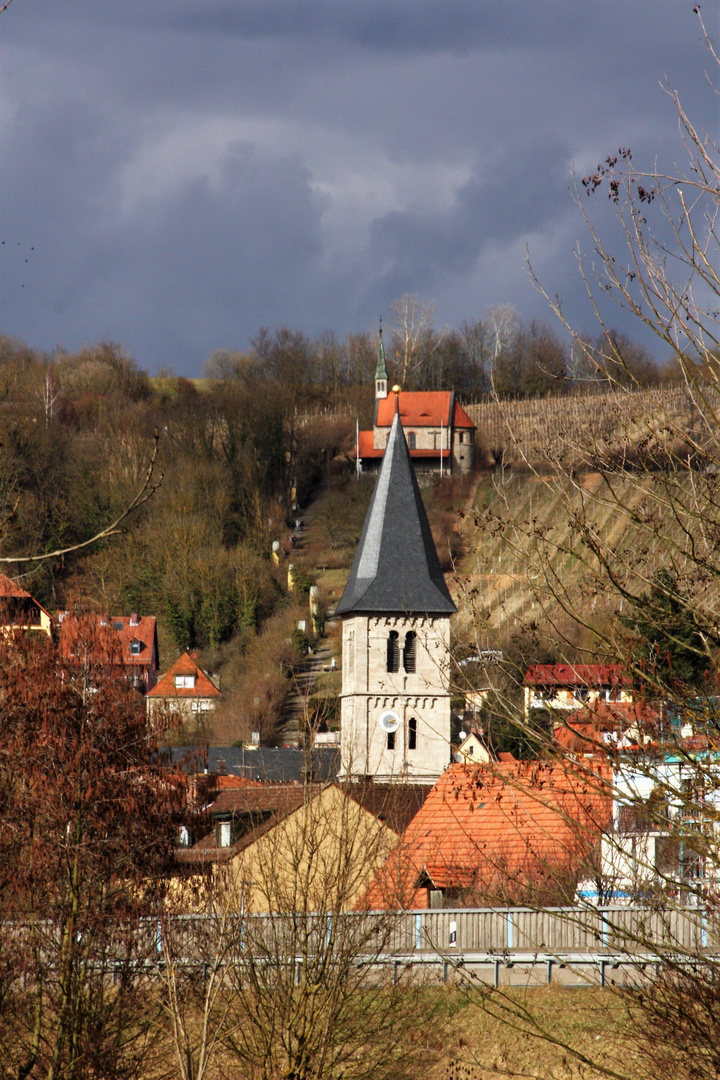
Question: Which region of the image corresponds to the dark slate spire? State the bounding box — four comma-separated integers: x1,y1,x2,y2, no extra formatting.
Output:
336,407,457,616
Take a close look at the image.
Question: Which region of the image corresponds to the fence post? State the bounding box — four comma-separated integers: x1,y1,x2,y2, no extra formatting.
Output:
415,913,422,951
507,910,514,950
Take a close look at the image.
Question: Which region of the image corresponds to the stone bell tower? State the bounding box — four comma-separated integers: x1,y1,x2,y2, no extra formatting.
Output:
336,394,456,783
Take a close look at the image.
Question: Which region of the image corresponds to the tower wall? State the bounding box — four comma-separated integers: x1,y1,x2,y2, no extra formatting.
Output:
340,614,451,783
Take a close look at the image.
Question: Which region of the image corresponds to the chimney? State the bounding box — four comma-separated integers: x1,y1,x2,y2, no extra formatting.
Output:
130,612,139,627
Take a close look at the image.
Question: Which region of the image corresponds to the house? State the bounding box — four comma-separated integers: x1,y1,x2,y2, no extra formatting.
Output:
146,651,221,724
455,729,496,764
176,782,424,913
0,574,53,636
553,699,661,758
577,748,720,904
524,663,632,722
336,400,457,784
58,611,158,692
356,330,476,476
576,727,720,904
365,760,612,910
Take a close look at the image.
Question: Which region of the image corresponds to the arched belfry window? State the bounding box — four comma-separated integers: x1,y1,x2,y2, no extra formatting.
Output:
408,715,417,750
403,631,417,673
387,631,400,673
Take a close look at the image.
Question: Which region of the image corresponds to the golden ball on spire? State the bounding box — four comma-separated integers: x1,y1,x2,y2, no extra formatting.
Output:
392,384,401,393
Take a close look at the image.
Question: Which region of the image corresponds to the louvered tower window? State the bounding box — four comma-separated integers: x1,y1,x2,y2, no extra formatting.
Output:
403,631,417,673
387,631,400,673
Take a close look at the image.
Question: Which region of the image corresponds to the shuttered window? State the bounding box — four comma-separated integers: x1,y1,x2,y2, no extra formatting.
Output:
403,631,417,673
387,631,400,673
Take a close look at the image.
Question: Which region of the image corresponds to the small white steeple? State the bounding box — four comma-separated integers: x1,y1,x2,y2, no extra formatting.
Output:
375,317,388,400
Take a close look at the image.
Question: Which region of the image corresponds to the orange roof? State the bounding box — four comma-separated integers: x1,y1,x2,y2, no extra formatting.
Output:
524,663,630,688
59,613,157,668
357,429,450,460
147,651,221,699
375,391,475,429
215,775,261,789
452,400,475,428
0,574,53,621
364,760,611,909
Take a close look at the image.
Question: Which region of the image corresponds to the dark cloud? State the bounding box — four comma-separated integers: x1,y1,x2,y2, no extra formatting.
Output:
0,0,714,371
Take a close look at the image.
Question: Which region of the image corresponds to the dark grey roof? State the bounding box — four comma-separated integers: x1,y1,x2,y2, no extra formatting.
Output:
335,410,457,616
167,746,340,783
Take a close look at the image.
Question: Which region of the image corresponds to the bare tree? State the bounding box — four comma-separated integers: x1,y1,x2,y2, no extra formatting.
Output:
0,623,182,1079
389,293,438,387
449,14,720,1078
485,304,519,382
162,779,442,1080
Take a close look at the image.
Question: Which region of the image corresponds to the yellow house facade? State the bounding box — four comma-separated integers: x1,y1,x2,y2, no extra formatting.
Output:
216,785,399,914
0,574,53,636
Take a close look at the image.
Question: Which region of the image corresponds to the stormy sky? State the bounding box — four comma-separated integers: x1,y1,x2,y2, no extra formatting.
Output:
0,1,715,374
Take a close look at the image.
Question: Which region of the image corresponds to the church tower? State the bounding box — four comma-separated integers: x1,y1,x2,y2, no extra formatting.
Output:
375,320,388,401
336,396,457,783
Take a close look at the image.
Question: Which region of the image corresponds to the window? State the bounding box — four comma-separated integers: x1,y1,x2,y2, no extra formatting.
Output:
403,631,417,673
387,730,395,751
191,700,212,713
387,631,400,673
175,674,196,689
129,639,142,655
112,621,124,631
408,716,417,750
407,432,416,449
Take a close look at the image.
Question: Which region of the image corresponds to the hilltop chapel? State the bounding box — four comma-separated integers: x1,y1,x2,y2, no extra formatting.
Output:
356,327,476,476
336,390,457,784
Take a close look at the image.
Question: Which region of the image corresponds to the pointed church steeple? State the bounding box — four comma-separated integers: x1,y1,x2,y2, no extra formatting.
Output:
374,318,388,400
336,407,457,617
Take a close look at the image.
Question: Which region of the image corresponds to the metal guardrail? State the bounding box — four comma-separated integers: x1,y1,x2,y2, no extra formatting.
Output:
8,907,712,990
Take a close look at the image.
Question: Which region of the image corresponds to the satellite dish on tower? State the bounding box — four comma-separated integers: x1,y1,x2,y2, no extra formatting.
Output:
378,710,400,734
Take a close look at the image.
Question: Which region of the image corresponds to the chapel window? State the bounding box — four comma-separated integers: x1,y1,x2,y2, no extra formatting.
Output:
408,716,417,750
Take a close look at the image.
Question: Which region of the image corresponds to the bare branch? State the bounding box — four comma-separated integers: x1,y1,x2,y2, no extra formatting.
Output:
0,428,163,564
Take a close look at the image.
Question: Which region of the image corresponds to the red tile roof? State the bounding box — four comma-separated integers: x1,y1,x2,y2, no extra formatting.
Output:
452,400,475,428
147,651,221,699
59,613,157,668
365,760,611,909
524,663,630,688
375,391,475,429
